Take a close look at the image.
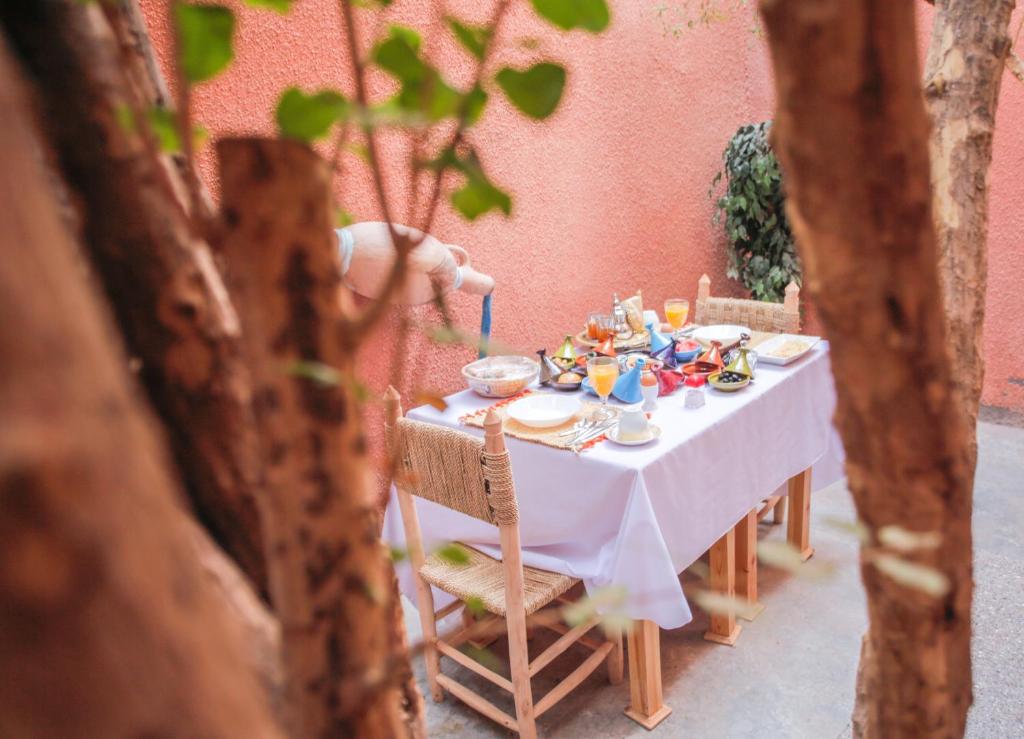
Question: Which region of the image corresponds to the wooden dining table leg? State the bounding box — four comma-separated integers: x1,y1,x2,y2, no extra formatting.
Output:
703,528,742,646
786,467,815,561
734,510,765,621
624,619,672,729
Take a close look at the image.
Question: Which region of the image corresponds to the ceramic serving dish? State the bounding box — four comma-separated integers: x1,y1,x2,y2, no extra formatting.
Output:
506,394,582,428
693,324,752,346
708,370,751,392
462,355,538,398
674,339,702,363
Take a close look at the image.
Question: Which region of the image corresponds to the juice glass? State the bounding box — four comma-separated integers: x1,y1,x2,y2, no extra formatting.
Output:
587,355,619,419
664,298,690,335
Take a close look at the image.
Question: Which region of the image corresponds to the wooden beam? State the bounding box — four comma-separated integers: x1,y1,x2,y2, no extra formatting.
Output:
735,510,765,621
528,615,600,677
534,643,613,718
704,528,742,646
623,620,672,729
435,674,517,731
435,641,512,693
786,468,815,561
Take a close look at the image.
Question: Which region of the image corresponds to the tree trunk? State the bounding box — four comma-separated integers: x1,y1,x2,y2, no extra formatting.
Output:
758,1,974,737
216,137,422,738
0,38,280,738
1,1,268,594
923,0,1015,453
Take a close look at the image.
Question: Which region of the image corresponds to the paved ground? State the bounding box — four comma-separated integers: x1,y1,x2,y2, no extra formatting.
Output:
401,421,1024,738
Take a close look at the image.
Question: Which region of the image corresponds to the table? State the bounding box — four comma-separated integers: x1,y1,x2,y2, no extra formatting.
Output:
383,343,843,728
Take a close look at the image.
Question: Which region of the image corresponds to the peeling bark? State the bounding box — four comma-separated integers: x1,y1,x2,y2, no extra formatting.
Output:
759,1,974,736
1,1,268,594
923,0,1015,449
0,38,279,738
217,137,422,738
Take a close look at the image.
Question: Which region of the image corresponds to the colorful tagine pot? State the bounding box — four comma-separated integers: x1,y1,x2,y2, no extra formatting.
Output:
594,334,618,357
645,320,673,355
553,334,578,370
537,348,564,385
651,339,680,369
655,368,684,396
725,347,756,379
698,340,726,370
612,363,644,404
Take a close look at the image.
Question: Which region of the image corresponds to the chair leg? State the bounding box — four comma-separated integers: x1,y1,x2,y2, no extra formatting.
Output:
607,627,624,685
507,610,536,739
414,579,443,702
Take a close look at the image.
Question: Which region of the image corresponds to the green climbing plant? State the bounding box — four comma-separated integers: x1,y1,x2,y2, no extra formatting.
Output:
710,121,800,302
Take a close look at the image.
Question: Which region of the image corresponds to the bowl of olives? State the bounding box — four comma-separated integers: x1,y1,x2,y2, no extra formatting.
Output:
708,370,751,392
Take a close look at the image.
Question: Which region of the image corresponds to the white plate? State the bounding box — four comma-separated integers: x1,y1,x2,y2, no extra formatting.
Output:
755,334,821,365
607,424,662,446
506,394,582,428
693,324,752,346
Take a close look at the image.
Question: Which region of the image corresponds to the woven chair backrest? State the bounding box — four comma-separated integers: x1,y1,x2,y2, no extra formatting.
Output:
696,296,797,334
392,417,519,526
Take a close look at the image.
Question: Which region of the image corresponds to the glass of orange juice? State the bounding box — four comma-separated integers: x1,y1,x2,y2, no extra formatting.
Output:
587,355,619,419
664,298,690,336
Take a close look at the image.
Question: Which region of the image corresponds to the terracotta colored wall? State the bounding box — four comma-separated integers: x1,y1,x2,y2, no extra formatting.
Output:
140,1,1023,428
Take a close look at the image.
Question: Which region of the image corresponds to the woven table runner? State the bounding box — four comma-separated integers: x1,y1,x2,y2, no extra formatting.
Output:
460,390,610,453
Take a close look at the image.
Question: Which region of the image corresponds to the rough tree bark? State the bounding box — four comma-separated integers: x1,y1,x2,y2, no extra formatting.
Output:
759,1,974,737
0,38,280,738
1,1,268,593
923,0,1016,449
217,137,422,738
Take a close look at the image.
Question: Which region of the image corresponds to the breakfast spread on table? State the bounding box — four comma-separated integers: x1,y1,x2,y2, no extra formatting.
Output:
459,290,821,450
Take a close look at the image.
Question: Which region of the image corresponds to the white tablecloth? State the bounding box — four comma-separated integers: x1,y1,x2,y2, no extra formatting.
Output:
383,344,844,628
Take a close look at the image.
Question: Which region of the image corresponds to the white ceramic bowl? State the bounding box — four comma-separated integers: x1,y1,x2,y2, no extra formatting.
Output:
461,355,539,398
506,394,581,428
692,324,752,346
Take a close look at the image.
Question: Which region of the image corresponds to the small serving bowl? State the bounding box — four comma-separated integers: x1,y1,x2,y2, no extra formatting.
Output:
680,361,720,380
549,371,584,392
674,339,702,363
708,370,751,392
462,355,539,398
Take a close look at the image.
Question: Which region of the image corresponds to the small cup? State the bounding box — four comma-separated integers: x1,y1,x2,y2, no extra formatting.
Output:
618,404,650,438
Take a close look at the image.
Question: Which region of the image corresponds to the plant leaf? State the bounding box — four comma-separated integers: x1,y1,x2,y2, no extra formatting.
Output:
496,63,566,120
531,0,610,33
447,17,488,59
146,106,180,153
175,4,235,84
276,87,348,142
287,360,341,386
243,0,293,12
413,391,448,411
434,542,471,565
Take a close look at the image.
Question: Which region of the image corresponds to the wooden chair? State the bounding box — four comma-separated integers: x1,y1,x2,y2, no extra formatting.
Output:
695,273,801,334
384,388,623,738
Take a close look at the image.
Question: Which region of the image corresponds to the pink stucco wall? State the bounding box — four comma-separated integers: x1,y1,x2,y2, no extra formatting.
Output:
140,0,1024,434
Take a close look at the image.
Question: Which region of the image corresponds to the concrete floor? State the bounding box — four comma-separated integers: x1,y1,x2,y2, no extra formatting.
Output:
402,421,1024,738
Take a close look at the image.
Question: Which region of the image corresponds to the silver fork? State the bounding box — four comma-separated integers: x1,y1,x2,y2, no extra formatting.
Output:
559,417,595,439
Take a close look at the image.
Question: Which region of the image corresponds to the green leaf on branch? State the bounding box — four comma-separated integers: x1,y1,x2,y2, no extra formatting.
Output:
496,63,566,120
447,17,489,59
275,87,348,142
175,4,235,83
243,0,293,12
434,542,470,565
451,151,511,220
373,25,463,121
146,106,180,153
531,0,610,33
464,84,488,125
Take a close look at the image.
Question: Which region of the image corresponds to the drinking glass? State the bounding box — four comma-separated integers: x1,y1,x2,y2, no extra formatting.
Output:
664,298,690,336
587,313,613,341
587,355,619,420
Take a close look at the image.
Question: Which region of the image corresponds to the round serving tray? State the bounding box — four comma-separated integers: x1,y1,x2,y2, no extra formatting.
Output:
575,329,650,351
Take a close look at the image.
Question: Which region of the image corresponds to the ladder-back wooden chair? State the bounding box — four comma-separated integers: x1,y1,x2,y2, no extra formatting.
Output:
695,273,801,334
384,387,623,738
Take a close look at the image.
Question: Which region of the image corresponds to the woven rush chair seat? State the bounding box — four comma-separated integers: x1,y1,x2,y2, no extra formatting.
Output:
420,544,578,617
